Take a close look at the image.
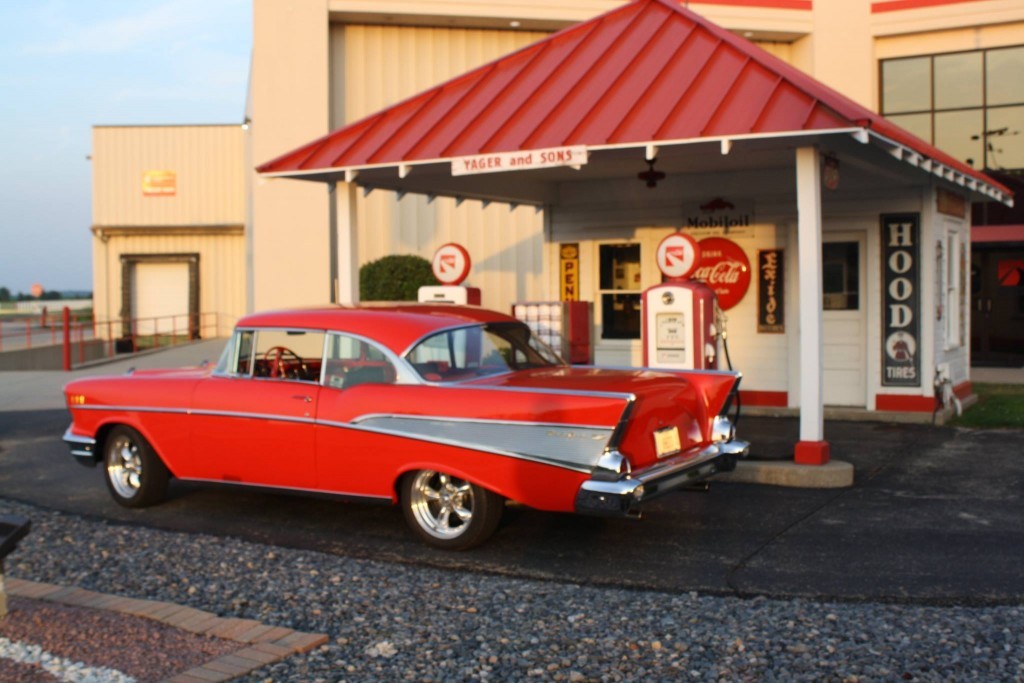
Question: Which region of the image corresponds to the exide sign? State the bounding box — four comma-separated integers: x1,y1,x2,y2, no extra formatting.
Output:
693,237,751,310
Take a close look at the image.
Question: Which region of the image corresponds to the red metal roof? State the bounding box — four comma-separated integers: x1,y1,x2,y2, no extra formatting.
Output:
257,0,1010,200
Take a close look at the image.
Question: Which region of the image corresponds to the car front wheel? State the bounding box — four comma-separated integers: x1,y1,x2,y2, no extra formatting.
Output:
402,470,504,550
103,425,169,508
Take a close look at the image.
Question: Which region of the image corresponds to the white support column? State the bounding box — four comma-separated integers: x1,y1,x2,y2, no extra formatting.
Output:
794,146,830,465
332,181,359,304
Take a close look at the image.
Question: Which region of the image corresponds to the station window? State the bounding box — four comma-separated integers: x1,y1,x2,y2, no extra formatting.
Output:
823,242,860,311
598,244,642,339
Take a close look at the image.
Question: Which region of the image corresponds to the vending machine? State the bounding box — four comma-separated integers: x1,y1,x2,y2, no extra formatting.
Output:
642,233,719,370
512,301,592,365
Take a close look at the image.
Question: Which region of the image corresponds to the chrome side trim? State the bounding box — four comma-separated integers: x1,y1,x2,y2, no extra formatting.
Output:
71,404,315,425
72,405,191,415
352,413,614,432
177,477,393,504
352,415,612,469
318,418,595,474
573,364,742,381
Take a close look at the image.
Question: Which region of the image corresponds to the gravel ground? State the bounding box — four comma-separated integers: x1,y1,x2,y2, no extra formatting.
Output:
2,498,1023,683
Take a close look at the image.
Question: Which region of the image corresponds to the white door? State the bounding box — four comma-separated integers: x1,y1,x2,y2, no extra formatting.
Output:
822,235,866,407
132,262,189,335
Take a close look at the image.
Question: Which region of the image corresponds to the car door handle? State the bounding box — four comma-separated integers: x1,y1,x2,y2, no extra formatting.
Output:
291,395,313,403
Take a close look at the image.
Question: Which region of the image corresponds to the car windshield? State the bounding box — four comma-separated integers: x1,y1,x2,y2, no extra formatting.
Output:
406,322,564,383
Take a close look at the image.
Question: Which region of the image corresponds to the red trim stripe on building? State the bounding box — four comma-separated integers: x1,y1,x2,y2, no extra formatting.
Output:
695,0,812,9
740,390,789,407
972,225,1024,244
872,0,989,14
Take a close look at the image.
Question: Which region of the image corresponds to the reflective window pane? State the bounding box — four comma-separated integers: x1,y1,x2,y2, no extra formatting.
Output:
986,46,1024,107
823,243,859,311
601,294,641,339
599,244,641,290
887,113,932,142
934,52,982,110
882,57,931,114
934,109,984,168
985,106,1024,170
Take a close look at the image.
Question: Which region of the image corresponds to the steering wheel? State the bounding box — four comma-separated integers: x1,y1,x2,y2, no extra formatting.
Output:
263,346,309,380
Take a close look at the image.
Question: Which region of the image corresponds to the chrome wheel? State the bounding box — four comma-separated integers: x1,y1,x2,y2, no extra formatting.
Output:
402,470,504,550
107,434,143,499
408,471,474,540
103,426,169,508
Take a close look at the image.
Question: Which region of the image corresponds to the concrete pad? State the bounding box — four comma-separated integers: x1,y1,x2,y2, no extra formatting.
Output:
718,458,854,488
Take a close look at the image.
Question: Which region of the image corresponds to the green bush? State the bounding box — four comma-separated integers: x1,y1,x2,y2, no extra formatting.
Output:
359,254,435,301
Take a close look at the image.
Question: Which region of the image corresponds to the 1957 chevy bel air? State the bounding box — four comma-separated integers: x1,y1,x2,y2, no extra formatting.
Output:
63,305,748,549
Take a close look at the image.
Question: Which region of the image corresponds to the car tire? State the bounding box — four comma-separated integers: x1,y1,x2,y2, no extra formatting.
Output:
103,425,170,508
401,470,504,550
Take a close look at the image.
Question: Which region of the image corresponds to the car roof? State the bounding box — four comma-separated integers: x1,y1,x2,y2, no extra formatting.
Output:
236,304,521,355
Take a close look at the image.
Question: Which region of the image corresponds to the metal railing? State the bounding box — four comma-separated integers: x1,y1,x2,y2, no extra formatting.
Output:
0,308,221,370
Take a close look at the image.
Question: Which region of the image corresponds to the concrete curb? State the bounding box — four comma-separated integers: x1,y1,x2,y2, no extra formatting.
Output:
5,577,328,683
718,459,855,488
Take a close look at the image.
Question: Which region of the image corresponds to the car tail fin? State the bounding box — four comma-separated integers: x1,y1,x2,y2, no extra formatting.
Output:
686,371,741,419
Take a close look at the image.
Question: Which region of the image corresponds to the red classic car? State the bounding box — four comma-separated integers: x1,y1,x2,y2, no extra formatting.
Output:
63,305,748,549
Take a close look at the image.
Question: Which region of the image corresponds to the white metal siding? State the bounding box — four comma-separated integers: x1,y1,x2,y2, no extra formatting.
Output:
92,126,245,227
333,24,551,312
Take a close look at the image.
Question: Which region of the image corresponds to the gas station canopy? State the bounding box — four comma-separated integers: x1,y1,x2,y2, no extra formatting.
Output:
257,0,1012,208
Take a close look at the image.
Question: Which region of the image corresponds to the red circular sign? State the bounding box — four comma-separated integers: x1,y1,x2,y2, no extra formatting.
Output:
431,243,471,285
693,237,751,310
655,233,701,280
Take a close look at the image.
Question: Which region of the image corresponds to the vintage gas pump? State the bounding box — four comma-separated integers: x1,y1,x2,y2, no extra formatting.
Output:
418,243,481,305
642,233,719,370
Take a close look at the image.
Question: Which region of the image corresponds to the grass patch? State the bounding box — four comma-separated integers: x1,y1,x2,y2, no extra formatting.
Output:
950,383,1024,429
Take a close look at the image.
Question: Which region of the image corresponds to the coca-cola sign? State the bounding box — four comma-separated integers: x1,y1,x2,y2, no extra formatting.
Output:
693,237,751,310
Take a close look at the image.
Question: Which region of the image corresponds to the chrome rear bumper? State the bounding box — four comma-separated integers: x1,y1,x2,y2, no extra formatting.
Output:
574,439,749,517
63,426,97,467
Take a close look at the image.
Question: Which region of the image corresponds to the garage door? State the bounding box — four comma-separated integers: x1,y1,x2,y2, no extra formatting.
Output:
132,262,190,335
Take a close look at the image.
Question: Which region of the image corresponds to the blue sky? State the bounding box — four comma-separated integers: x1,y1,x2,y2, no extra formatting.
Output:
0,0,251,293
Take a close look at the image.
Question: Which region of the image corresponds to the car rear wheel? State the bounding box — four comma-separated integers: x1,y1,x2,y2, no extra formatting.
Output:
103,426,169,508
402,470,504,550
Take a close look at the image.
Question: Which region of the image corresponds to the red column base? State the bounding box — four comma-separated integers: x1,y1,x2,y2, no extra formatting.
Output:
794,440,831,465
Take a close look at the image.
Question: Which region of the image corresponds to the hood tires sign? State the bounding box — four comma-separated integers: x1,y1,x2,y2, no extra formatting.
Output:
881,214,920,387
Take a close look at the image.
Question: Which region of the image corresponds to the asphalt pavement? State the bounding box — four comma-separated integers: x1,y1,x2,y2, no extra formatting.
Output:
0,342,1022,605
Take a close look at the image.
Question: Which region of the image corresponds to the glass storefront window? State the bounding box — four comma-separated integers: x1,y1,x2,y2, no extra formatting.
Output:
934,52,982,110
881,57,931,114
986,106,1024,170
599,244,642,340
881,46,1024,172
986,46,1024,106
887,113,932,142
935,109,985,168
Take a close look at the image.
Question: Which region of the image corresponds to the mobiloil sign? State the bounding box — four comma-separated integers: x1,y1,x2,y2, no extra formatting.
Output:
881,214,920,387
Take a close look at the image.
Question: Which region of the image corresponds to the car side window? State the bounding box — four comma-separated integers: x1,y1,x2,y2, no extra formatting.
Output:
251,329,325,382
322,333,397,389
215,330,255,376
